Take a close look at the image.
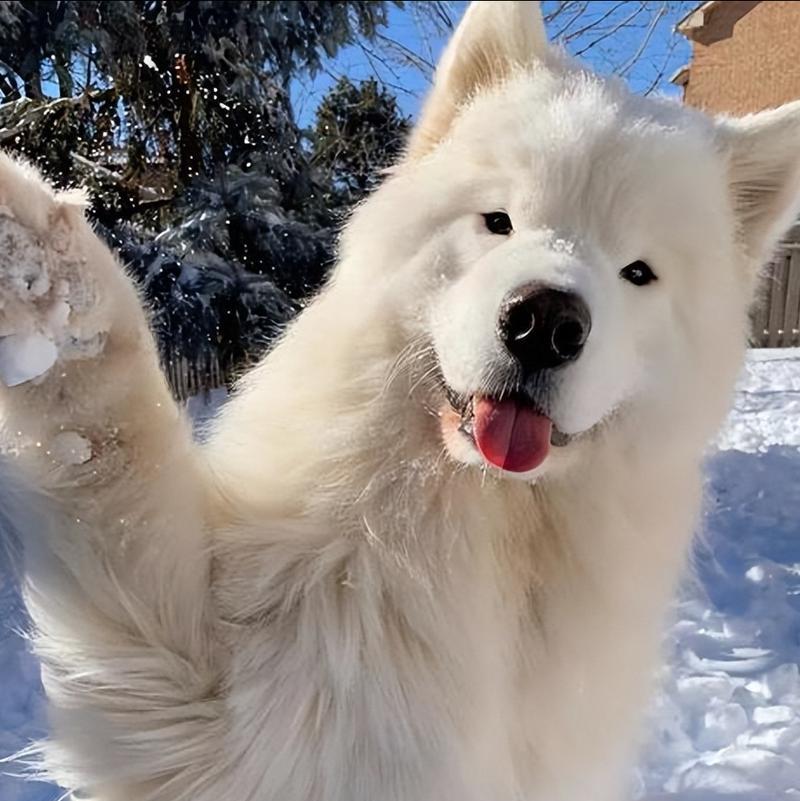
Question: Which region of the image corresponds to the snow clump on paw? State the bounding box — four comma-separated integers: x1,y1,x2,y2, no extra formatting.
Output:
0,213,110,386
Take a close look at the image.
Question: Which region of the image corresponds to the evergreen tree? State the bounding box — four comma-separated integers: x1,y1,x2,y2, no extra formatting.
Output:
312,76,410,206
0,1,400,389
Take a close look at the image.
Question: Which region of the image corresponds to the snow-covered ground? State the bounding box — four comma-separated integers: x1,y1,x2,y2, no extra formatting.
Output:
638,349,800,800
2,350,800,800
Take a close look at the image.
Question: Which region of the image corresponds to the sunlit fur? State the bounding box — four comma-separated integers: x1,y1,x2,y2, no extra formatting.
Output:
3,2,800,800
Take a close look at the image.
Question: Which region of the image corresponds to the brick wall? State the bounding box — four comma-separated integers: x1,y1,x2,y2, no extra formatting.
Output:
682,1,800,116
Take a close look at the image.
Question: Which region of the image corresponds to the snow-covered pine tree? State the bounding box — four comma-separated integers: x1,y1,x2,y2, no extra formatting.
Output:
0,1,402,393
312,76,410,206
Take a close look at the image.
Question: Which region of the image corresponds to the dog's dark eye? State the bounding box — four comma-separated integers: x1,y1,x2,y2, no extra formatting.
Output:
482,211,513,235
620,260,657,286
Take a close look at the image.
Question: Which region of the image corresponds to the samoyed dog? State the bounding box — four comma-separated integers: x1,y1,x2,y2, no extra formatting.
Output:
2,2,800,800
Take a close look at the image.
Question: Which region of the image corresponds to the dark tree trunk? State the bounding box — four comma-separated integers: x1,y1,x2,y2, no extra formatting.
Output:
174,54,203,184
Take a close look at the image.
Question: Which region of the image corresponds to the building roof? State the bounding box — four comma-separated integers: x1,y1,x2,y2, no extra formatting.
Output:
670,65,691,87
676,1,723,39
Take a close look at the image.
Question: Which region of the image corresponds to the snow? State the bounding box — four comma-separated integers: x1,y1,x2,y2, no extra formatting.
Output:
716,349,800,453
638,348,800,800
185,387,229,438
50,432,92,466
2,350,800,800
0,334,57,387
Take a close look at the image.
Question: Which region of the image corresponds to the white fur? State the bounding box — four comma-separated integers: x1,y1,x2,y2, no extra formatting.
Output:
3,3,800,800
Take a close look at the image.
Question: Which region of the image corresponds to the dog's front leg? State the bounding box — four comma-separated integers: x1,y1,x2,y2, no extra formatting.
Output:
0,156,221,801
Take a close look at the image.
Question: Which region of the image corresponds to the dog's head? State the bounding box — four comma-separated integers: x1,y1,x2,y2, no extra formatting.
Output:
335,1,800,480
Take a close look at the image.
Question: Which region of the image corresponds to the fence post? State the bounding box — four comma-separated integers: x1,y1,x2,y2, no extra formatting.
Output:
752,224,800,348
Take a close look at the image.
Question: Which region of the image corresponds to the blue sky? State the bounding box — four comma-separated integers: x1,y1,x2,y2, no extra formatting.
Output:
291,1,696,128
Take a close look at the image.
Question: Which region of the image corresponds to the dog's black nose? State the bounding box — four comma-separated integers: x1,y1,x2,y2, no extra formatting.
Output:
499,287,591,371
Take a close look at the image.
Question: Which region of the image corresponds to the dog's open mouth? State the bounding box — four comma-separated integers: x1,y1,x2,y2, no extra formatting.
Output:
444,386,572,473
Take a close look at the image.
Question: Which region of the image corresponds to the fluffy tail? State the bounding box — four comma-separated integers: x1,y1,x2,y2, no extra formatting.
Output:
0,451,224,801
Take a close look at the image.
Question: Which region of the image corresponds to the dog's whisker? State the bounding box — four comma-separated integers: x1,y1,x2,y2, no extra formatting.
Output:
407,363,442,398
382,338,435,398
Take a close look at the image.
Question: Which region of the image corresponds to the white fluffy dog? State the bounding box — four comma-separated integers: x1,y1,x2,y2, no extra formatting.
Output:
2,2,800,800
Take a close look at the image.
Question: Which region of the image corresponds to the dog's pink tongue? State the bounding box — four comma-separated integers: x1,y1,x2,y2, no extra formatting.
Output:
473,397,552,473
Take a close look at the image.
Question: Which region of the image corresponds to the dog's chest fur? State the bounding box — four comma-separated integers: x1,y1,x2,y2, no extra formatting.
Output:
213,453,699,801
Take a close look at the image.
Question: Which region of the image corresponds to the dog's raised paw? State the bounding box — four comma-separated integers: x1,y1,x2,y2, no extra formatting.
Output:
0,208,110,388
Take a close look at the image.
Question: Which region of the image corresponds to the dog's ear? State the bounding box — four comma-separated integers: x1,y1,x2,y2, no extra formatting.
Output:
718,100,800,264
405,1,548,160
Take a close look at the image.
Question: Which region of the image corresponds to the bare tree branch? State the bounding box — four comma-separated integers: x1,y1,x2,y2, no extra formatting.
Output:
551,1,591,41
573,2,647,57
563,1,630,44
376,32,436,75
617,2,667,78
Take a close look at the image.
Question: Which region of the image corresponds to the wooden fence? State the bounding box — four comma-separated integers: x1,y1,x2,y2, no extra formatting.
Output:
163,349,229,402
751,225,800,348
